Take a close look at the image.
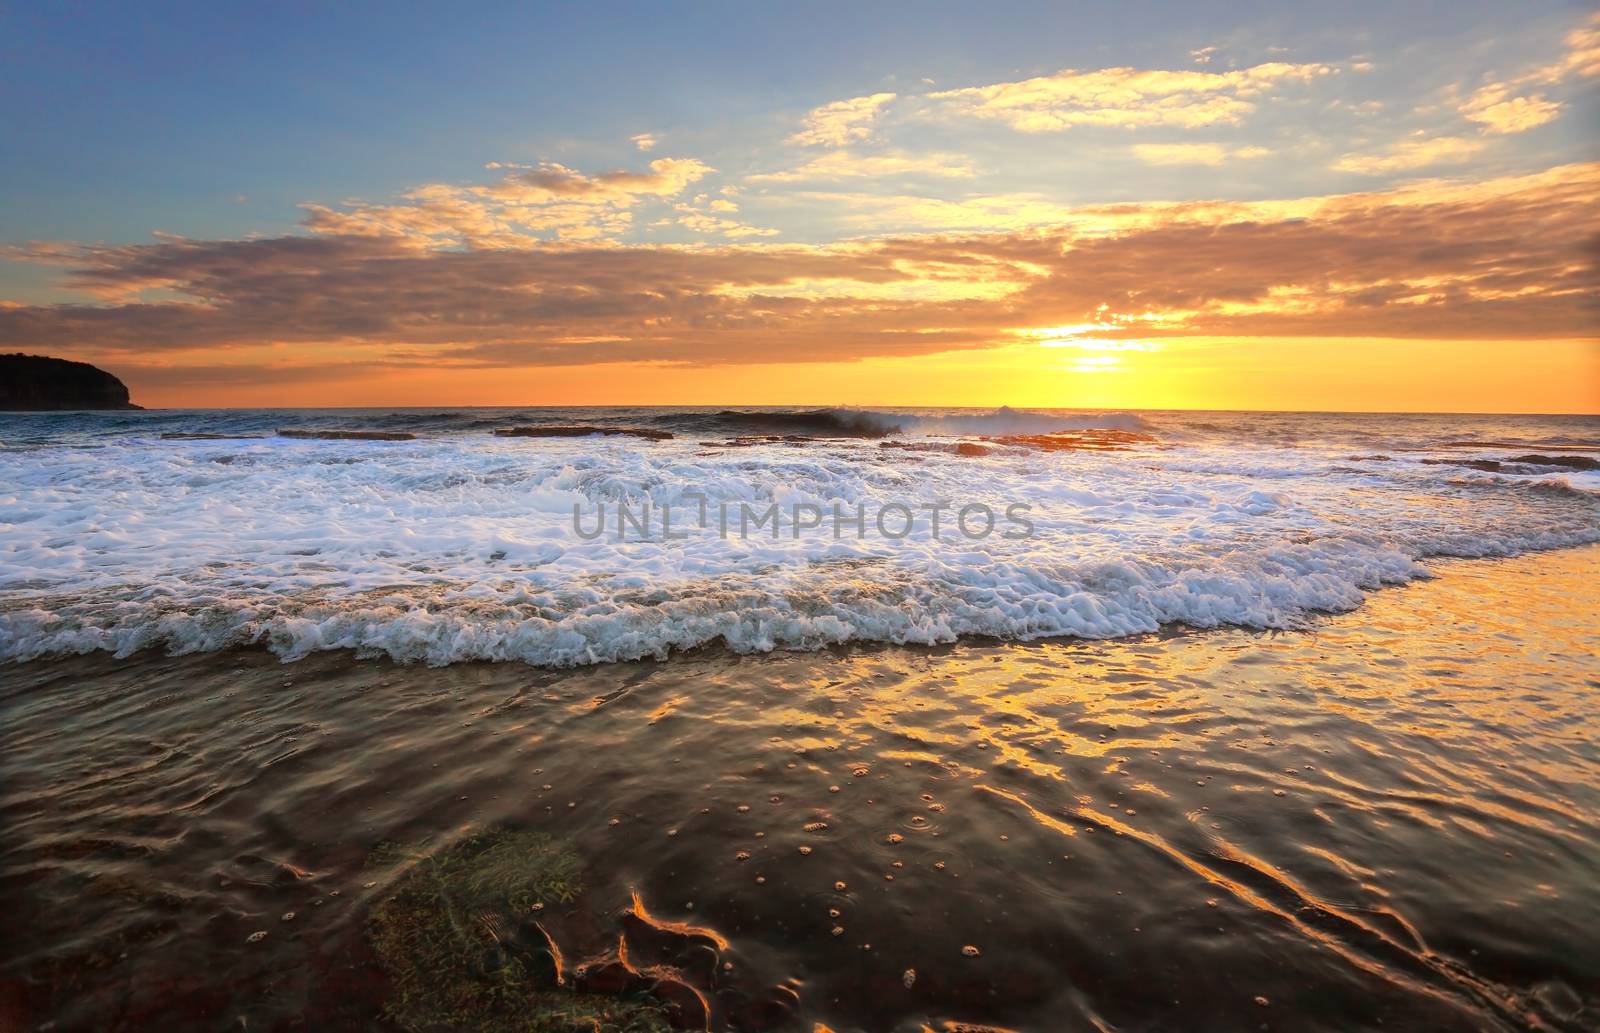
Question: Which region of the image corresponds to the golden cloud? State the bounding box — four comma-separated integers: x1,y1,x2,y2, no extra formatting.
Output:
789,93,897,147
4,164,1593,380
927,62,1334,133
1333,134,1486,174
1131,143,1271,166
748,150,977,182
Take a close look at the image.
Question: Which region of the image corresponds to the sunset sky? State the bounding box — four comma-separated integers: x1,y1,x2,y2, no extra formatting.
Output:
1,1,1596,412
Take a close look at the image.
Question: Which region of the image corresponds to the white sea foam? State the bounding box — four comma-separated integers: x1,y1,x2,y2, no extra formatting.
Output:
2,411,1597,666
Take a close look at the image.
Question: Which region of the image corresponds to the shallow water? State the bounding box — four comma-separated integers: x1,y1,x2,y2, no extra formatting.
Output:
3,546,1597,1031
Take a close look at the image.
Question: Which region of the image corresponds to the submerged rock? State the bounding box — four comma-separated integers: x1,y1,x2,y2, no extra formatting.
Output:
366,829,669,1032
0,353,141,411
646,974,709,1030
495,425,674,441
279,429,416,441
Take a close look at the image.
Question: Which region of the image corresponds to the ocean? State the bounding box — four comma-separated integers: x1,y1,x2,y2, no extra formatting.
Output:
2,406,1597,666
2,407,1598,1031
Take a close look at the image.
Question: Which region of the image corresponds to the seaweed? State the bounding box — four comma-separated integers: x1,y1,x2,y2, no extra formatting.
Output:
368,829,669,1033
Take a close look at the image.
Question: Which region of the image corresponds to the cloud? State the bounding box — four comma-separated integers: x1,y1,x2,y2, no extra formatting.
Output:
927,61,1334,133
1460,88,1563,134
789,92,897,146
1548,11,1600,80
631,132,659,151
671,199,779,239
476,158,712,203
1333,134,1485,174
747,150,976,182
776,190,1081,233
1458,11,1600,134
1190,47,1217,65
299,158,714,247
1132,143,1271,166
4,164,1593,384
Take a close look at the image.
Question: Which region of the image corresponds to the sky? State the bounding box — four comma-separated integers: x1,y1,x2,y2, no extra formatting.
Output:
1,1,1596,412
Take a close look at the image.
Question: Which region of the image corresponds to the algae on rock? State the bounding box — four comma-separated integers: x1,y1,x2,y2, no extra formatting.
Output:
368,829,668,1033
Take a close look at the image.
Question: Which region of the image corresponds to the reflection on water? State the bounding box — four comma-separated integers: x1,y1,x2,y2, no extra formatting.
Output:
2,546,1597,1032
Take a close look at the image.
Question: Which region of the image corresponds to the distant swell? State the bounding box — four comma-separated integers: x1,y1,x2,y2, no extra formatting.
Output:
698,408,903,437
661,406,1151,439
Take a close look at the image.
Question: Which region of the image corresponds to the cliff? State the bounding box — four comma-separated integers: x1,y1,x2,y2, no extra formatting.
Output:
0,354,141,410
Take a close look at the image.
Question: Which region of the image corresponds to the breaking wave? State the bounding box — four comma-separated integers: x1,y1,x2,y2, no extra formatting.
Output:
2,408,1597,667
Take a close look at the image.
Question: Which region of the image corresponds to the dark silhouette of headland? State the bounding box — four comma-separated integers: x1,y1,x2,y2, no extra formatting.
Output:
0,353,141,410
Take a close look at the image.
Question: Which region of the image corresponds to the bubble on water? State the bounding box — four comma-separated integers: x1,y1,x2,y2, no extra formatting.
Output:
608,817,621,826
829,908,840,918
828,785,842,793
886,833,904,844
667,828,679,837
934,861,946,870
834,881,847,891
247,930,268,943
961,944,980,957
891,860,904,868
928,802,945,812
1273,789,1287,797
798,845,812,855
907,815,929,828
920,793,933,801
755,875,766,884
1124,808,1137,816
280,911,295,922
542,784,553,791
1255,996,1270,1006
804,821,829,832
737,804,751,813
736,851,751,862
851,766,870,777
903,968,916,988
530,902,544,911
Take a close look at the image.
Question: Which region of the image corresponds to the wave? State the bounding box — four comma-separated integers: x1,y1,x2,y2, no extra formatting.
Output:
904,406,1152,436
4,409,1597,668
4,524,1597,668
651,406,1152,440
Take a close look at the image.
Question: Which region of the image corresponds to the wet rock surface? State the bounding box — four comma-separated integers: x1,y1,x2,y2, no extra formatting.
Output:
495,426,674,441
278,428,417,441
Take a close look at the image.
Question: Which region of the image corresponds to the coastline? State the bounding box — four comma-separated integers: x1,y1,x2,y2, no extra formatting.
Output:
4,543,1597,1031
